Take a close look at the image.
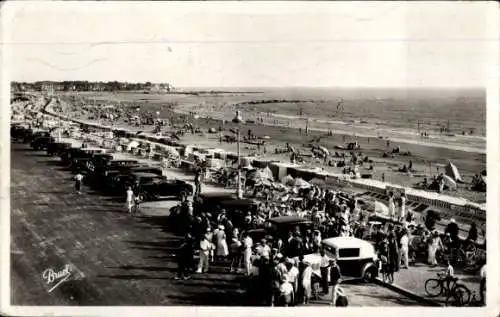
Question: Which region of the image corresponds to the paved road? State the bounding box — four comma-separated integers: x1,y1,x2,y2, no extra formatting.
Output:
11,140,423,306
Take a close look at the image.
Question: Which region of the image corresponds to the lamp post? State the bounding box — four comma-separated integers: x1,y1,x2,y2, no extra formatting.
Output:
233,110,243,199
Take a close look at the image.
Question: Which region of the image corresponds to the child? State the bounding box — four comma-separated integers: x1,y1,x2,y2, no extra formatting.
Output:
443,260,456,294
279,276,294,307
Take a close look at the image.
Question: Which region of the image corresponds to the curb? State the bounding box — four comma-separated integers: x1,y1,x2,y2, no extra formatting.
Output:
373,278,443,307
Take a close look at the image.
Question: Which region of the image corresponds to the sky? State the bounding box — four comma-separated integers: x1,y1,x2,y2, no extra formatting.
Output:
2,2,498,87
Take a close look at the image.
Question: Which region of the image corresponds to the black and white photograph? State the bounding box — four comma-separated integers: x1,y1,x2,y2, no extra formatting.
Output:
1,2,498,316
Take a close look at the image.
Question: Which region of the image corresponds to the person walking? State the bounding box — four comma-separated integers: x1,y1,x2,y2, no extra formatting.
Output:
242,232,253,276
399,229,409,269
175,233,194,280
427,231,443,266
125,186,134,214
194,167,202,197
214,224,229,263
329,259,342,306
319,249,330,295
301,260,313,304
196,233,211,274
229,236,242,273
74,172,83,194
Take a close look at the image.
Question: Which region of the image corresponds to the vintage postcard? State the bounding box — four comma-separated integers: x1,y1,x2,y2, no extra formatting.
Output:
1,1,498,317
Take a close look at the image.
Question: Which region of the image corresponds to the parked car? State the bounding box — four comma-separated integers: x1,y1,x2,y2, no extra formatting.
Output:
246,216,314,247
31,136,55,151
138,177,194,202
46,142,73,156
302,237,379,282
107,172,162,196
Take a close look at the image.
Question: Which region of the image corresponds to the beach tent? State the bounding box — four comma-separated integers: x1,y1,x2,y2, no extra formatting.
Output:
126,140,140,151
261,166,274,180
294,177,311,189
441,174,457,191
445,162,463,182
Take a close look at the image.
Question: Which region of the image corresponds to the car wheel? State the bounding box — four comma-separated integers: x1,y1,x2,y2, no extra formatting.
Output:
362,266,377,283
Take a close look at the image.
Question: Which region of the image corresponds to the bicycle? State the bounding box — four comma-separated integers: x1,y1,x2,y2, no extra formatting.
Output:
424,273,471,306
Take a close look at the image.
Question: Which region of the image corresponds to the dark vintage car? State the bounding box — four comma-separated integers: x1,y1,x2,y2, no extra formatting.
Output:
89,159,142,186
246,216,314,245
24,129,51,144
31,136,55,151
107,171,193,200
138,177,194,202
46,142,73,156
194,193,259,224
67,148,107,171
10,124,29,141
60,147,105,166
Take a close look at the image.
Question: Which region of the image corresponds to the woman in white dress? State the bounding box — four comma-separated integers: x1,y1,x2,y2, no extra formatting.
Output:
427,231,443,266
215,224,229,262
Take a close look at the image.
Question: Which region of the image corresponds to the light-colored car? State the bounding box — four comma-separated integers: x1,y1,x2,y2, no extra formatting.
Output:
303,236,379,282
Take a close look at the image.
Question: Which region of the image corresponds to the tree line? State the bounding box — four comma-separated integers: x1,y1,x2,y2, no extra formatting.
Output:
11,81,172,92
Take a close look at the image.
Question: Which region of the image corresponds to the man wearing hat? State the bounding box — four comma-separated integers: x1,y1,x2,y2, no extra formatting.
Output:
445,218,459,247
329,258,342,306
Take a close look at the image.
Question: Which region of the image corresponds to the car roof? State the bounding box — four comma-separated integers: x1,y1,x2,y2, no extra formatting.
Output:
131,172,161,178
220,199,258,207
322,237,373,249
200,193,237,200
268,216,313,225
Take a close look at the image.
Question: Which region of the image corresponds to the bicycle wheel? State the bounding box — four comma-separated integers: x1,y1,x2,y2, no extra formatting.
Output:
447,285,471,306
424,279,442,297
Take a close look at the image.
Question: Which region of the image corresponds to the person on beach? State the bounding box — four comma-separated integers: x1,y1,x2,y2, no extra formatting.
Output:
74,173,83,194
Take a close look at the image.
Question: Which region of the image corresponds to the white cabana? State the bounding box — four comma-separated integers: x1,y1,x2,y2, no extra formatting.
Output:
126,140,140,151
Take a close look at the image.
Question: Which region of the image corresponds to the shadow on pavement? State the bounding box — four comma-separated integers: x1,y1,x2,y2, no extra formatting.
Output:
97,274,170,280
165,291,247,306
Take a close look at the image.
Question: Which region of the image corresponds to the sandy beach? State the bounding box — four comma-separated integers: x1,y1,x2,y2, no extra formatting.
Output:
56,90,486,204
